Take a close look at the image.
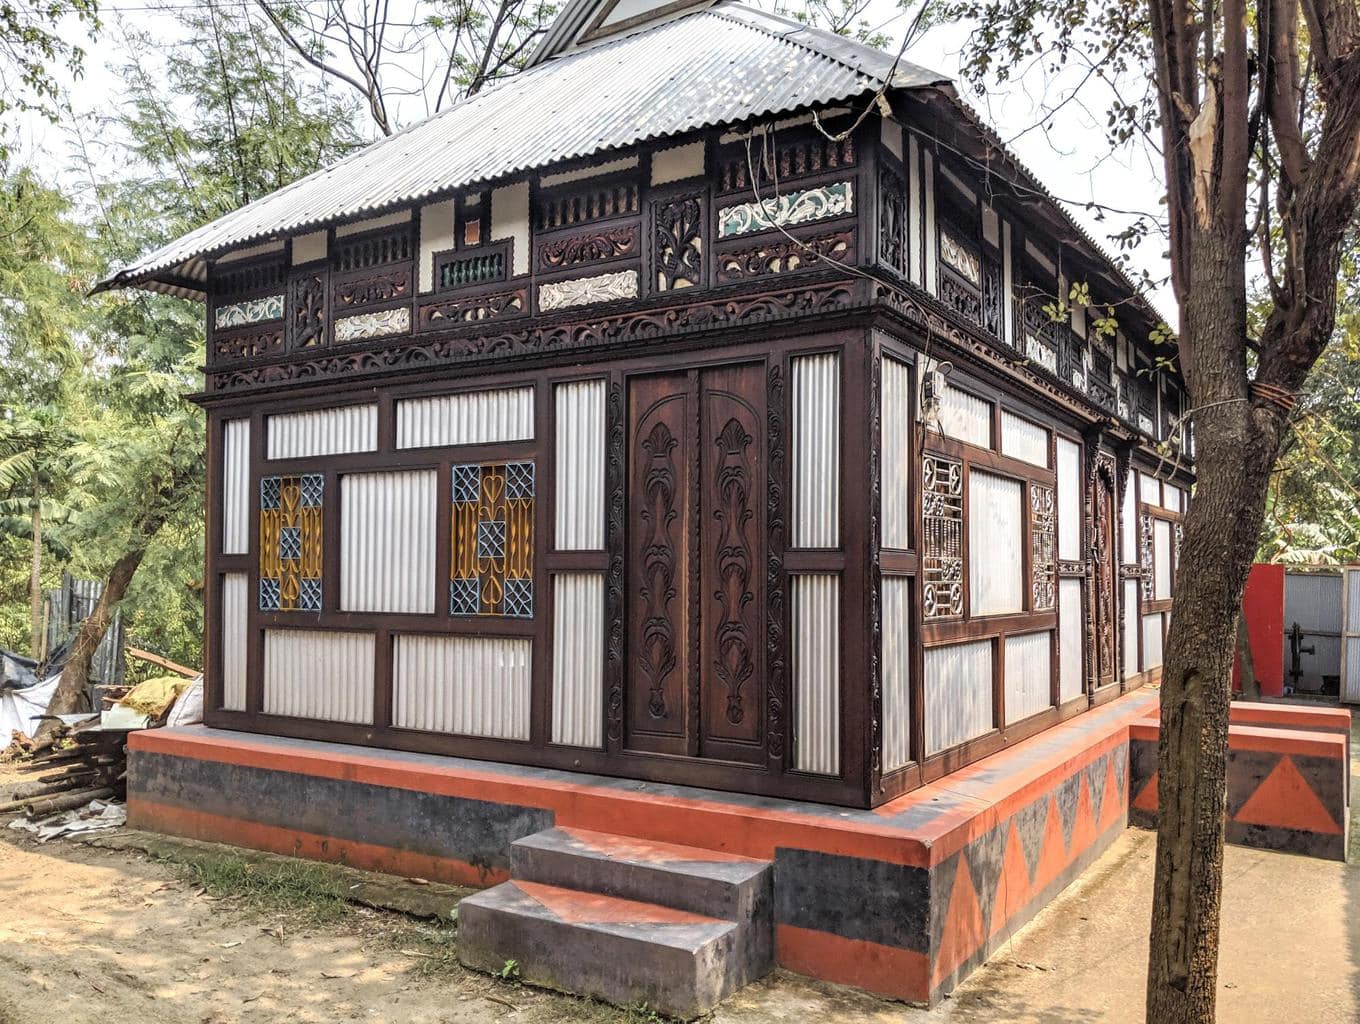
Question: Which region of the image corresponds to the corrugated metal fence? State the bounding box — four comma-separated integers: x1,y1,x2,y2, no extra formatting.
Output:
43,572,126,692
1283,570,1342,692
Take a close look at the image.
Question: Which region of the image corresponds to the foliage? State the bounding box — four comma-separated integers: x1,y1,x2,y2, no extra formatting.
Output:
0,0,100,158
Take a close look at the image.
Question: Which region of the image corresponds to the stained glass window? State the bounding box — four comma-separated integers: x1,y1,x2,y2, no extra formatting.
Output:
450,461,534,617
259,473,324,611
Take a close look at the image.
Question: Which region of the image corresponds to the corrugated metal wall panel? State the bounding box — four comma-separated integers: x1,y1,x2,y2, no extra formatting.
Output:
1284,572,1344,634
1122,579,1140,679
1057,437,1081,560
792,354,840,549
554,381,606,550
263,629,374,723
880,357,912,550
1061,577,1086,698
551,572,604,747
1120,472,1137,564
340,470,438,614
1154,520,1172,600
222,420,250,555
392,634,532,739
1142,613,1164,669
969,470,1024,615
396,387,535,448
1347,568,1360,633
999,410,1049,467
1005,631,1052,723
793,573,840,775
220,573,249,711
937,383,991,448
1345,569,1360,702
266,405,377,459
881,575,912,771
924,638,993,755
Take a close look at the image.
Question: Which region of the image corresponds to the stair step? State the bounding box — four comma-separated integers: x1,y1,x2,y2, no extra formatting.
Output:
510,826,771,923
457,880,748,1019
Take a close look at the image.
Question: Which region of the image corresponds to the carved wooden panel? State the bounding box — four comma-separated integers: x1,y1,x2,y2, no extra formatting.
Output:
922,454,964,619
332,264,412,311
332,225,413,271
1031,482,1056,610
715,230,852,284
1089,453,1118,685
878,167,907,278
537,180,640,230
717,134,855,193
537,224,638,271
286,272,327,350
698,364,765,757
652,194,704,291
626,373,691,752
417,288,528,331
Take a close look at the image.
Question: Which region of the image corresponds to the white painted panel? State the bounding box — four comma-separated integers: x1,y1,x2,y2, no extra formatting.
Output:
541,155,637,188
880,356,912,550
1057,437,1082,561
1154,519,1173,600
393,634,531,739
491,181,530,276
1005,631,1052,723
551,573,604,747
222,419,250,555
292,230,327,265
937,383,991,448
907,134,922,285
923,148,938,294
882,575,912,771
1123,579,1140,679
335,209,410,236
793,574,840,775
418,199,456,293
1142,613,1164,669
1120,473,1137,564
340,470,438,614
267,405,378,459
881,119,903,160
220,573,249,711
969,470,1023,616
1140,472,1162,507
1001,220,1014,347
1163,483,1181,512
1061,577,1086,700
792,353,840,549
263,629,374,724
981,204,999,247
924,639,993,755
651,142,704,185
555,380,606,550
1000,410,1048,467
396,387,534,448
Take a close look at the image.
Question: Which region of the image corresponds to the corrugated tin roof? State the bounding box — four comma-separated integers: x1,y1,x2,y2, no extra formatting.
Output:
97,1,946,297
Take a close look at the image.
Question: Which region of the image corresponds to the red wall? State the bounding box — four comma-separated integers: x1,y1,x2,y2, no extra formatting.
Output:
1234,563,1285,696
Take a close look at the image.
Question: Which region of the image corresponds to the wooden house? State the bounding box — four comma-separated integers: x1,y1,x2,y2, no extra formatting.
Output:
100,0,1191,813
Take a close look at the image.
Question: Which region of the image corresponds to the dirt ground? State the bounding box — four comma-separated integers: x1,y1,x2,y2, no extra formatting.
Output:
2,734,1357,1024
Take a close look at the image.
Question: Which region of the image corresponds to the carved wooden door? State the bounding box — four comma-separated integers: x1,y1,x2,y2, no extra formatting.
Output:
625,364,766,764
1089,454,1119,689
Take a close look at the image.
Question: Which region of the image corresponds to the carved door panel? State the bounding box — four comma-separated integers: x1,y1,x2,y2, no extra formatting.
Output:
625,364,766,763
1090,455,1118,688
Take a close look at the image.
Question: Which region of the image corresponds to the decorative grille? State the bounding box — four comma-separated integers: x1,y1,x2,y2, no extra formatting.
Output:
922,454,964,619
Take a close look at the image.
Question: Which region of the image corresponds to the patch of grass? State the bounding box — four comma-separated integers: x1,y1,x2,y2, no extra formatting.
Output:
173,853,351,923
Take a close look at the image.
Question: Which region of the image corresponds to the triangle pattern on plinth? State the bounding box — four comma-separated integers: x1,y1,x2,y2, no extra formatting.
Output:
932,854,986,988
1233,756,1342,835
1086,754,1109,826
990,820,1032,939
1132,770,1159,813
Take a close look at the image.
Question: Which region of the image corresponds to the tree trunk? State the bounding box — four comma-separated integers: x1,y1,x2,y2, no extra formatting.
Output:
38,548,146,736
29,486,43,659
1236,610,1259,700
1145,232,1291,1024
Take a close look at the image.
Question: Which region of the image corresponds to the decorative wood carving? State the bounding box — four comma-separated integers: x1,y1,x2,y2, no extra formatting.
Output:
449,461,535,617
878,168,907,278
207,281,859,393
539,269,639,311
333,305,411,342
605,381,626,745
213,324,284,362
436,245,507,291
718,134,855,192
210,259,285,297
867,350,883,777
537,180,640,230
715,231,852,283
717,181,853,238
710,416,756,726
285,273,327,351
214,294,284,330
652,195,704,291
332,265,411,310
538,224,638,270
332,225,413,271
982,256,1004,338
417,288,528,330
1138,510,1155,600
765,362,787,764
1088,451,1119,685
1030,483,1056,610
258,474,324,612
922,453,964,619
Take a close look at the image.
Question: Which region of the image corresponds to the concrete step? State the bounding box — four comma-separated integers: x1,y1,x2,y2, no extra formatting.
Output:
457,879,747,1019
510,826,771,924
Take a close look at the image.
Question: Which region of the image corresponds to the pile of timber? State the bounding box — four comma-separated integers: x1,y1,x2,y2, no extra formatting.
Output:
1,720,126,818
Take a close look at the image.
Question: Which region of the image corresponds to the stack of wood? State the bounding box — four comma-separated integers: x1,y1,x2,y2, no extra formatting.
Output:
0,720,126,818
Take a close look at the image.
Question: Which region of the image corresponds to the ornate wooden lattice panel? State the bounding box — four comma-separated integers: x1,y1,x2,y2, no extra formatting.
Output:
922,454,964,619
450,461,535,618
1139,510,1155,600
258,474,324,612
652,194,704,291
1030,482,1056,610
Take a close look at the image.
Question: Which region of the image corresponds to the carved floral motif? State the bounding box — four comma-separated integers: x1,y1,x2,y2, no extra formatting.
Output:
418,288,527,329
286,273,326,350
538,269,639,311
923,453,964,619
653,196,703,291
717,181,853,238
538,225,638,270
214,293,284,329
1030,483,1056,610
636,420,681,720
716,232,851,283
333,305,411,342
711,417,756,725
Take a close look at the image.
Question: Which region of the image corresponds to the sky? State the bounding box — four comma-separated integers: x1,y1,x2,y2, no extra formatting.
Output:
18,0,1175,318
